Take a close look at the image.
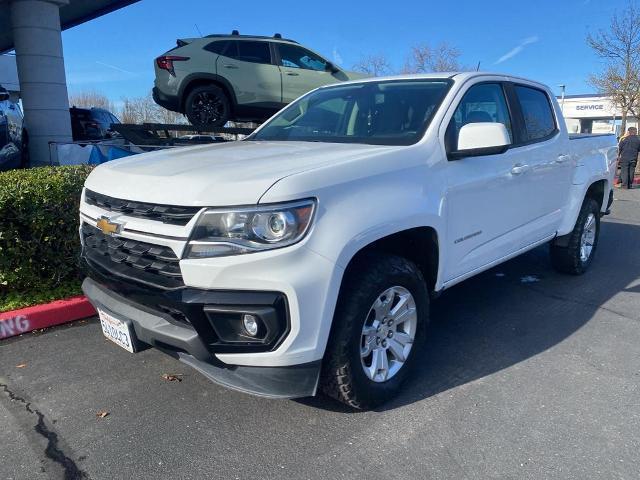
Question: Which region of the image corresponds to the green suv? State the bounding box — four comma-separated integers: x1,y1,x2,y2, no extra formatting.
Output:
152,32,366,127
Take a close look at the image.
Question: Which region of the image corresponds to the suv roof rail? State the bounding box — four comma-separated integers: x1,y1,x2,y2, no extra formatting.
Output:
204,33,298,43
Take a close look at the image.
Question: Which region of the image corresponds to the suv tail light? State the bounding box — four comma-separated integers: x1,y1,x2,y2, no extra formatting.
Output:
156,56,190,76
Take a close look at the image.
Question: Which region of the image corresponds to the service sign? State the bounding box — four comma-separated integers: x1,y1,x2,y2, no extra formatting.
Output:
562,97,618,119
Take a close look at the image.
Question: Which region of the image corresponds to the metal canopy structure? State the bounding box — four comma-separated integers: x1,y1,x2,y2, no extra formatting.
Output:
0,0,140,53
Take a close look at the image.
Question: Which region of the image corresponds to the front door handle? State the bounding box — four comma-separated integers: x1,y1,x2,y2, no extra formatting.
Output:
286,72,300,76
223,64,239,69
511,164,530,175
557,154,571,163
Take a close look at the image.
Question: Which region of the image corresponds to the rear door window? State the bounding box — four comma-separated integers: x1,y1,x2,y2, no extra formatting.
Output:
204,40,231,55
514,86,556,142
226,41,272,64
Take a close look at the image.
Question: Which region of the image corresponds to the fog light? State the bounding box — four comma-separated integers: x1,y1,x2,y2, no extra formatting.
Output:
242,314,259,337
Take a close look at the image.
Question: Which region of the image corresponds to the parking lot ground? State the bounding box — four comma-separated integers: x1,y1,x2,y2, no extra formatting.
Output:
2,189,640,480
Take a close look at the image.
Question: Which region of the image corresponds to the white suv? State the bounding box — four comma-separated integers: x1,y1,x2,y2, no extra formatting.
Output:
81,73,617,409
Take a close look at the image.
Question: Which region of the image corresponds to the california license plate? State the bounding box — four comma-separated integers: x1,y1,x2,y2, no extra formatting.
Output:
98,309,135,353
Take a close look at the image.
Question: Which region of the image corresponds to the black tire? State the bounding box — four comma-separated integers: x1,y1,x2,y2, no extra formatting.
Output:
320,253,429,410
184,85,231,128
550,198,600,275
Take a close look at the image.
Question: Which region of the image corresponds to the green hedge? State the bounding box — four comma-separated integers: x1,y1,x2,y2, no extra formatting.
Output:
0,165,94,296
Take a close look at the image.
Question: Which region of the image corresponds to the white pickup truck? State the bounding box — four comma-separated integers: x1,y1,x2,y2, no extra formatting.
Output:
80,73,617,409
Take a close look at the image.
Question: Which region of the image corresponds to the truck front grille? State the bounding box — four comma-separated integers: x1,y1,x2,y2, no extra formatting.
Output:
81,223,184,289
84,189,200,226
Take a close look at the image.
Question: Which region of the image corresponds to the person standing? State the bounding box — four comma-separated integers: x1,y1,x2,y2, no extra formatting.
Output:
618,127,640,189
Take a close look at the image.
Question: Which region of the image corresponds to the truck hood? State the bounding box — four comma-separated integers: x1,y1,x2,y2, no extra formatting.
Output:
84,141,390,206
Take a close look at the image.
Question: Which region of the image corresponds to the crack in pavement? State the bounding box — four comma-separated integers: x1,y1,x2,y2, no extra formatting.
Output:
0,383,90,480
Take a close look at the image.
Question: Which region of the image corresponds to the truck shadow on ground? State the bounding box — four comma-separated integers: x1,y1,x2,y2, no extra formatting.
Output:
300,220,639,413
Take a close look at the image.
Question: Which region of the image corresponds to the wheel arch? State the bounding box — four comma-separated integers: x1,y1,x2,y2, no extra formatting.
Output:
339,226,441,296
179,73,237,112
556,177,610,244
584,178,608,212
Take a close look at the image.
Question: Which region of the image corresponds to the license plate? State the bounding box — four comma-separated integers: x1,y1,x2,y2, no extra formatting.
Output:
98,309,135,353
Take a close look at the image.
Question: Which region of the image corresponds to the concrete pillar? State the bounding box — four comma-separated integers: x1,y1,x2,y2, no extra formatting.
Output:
10,0,72,166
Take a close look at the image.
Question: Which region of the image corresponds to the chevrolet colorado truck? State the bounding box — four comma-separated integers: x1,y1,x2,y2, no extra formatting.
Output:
80,73,617,409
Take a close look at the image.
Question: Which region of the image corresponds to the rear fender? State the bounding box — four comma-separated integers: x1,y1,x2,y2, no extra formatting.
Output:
556,143,616,237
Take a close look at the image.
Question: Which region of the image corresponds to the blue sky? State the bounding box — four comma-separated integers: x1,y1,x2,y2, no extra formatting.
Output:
62,0,626,103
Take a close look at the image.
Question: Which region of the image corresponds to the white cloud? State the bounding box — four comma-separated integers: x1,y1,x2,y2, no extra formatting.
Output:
95,61,137,76
66,61,139,86
495,36,539,65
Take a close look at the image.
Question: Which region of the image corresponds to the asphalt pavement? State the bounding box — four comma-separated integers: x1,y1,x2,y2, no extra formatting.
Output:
2,188,639,480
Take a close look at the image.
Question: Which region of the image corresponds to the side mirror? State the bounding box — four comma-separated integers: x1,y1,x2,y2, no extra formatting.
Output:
0,86,9,101
450,122,511,159
325,61,339,74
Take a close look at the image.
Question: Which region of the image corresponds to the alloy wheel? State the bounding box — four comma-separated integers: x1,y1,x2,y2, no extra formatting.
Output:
580,213,596,262
360,286,418,383
191,92,226,125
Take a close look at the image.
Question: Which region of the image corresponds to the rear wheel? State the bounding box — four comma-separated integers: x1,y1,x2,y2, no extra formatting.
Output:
550,198,600,275
321,254,429,410
185,85,231,128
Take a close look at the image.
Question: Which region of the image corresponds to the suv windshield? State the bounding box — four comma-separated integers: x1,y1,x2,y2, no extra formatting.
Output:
251,79,452,145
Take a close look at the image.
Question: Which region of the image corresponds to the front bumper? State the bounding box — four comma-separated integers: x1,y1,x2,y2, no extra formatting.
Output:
82,277,320,398
82,247,291,354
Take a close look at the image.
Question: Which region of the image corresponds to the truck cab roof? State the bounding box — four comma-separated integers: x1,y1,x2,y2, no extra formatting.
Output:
325,72,553,93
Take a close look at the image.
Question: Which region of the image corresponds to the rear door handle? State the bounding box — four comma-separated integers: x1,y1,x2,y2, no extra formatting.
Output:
511,164,530,175
557,154,571,163
223,64,239,69
286,72,299,76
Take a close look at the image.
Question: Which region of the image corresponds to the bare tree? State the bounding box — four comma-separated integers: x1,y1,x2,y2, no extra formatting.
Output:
119,95,156,124
119,93,183,124
403,42,465,73
155,103,186,124
352,54,393,77
68,90,116,112
587,1,640,132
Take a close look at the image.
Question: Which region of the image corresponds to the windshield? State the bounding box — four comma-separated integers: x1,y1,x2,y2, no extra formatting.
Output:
250,79,452,146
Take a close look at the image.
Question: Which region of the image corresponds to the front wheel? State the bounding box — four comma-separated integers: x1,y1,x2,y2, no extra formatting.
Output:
550,198,600,275
320,254,429,410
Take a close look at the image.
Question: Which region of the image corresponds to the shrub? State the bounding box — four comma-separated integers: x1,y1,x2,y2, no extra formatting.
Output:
0,165,93,295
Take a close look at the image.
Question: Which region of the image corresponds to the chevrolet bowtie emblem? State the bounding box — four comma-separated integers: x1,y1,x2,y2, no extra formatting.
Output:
96,216,122,236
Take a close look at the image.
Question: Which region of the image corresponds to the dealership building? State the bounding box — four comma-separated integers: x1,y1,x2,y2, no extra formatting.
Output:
559,94,636,136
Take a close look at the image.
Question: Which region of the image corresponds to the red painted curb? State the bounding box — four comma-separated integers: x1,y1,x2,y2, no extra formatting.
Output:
0,295,96,340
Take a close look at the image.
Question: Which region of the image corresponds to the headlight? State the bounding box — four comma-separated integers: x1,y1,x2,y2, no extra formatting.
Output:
185,199,316,258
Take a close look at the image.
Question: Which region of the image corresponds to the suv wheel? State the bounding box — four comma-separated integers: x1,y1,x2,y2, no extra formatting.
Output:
550,198,600,275
321,253,429,410
185,85,231,128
